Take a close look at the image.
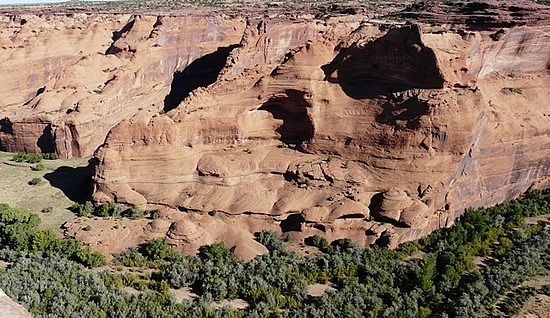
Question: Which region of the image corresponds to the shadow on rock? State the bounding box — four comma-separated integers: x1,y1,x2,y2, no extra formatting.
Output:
44,161,95,203
321,25,444,99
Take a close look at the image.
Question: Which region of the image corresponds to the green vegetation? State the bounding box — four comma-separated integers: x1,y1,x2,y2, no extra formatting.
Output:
33,163,45,171
28,177,43,186
0,190,548,317
12,152,42,163
69,201,149,219
12,152,58,163
102,67,118,73
501,87,523,94
0,204,105,268
41,153,59,160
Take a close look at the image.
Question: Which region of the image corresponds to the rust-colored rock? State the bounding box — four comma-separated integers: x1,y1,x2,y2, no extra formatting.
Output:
92,16,550,250
0,13,244,157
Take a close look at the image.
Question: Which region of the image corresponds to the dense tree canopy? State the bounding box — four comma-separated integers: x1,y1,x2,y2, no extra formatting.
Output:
0,190,548,317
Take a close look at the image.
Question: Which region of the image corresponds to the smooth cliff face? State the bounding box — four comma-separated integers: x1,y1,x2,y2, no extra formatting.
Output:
1,4,549,256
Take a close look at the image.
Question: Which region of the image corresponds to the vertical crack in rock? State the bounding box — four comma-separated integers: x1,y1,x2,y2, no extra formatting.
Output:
163,44,239,112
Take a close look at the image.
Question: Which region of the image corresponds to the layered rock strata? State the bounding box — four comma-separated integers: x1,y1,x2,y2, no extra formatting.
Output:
1,4,549,256
0,13,244,157
92,16,550,252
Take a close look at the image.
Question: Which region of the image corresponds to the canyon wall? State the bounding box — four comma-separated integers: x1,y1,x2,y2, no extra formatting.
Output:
93,17,550,252
0,13,245,157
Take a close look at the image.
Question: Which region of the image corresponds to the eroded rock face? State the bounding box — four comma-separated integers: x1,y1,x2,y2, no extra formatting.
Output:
0,13,245,157
92,16,550,251
2,4,549,255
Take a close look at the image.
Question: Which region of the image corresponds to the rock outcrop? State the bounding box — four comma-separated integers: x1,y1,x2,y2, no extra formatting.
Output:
92,16,550,251
0,289,31,318
2,2,549,255
0,13,244,157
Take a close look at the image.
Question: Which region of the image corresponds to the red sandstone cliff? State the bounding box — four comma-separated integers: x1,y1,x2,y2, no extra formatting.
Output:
93,18,550,250
1,1,549,256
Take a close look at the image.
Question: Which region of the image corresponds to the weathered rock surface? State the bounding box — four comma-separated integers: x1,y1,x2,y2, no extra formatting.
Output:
92,16,550,251
0,13,244,157
0,289,31,318
2,2,549,256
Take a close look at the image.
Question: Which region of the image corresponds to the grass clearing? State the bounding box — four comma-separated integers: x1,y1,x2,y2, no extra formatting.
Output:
0,151,92,233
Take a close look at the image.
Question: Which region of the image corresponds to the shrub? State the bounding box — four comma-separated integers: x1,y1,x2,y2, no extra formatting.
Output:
76,246,106,268
69,201,95,217
501,87,523,94
140,238,180,262
41,153,59,160
150,210,160,219
114,247,147,267
28,177,43,186
305,235,331,252
41,207,53,213
33,163,44,171
198,241,233,261
122,206,144,219
0,204,41,250
12,152,42,163
254,230,285,252
95,202,120,217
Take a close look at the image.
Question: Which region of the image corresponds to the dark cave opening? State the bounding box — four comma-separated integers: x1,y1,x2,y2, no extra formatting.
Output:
163,44,239,112
280,213,305,232
37,124,56,154
258,89,315,145
0,118,12,151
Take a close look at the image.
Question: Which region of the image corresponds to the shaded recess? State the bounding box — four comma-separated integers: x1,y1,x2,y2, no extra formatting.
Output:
336,213,366,220
44,159,96,203
37,124,56,154
36,86,45,97
0,118,13,151
105,19,136,55
163,44,239,112
280,213,304,232
322,25,444,99
258,89,315,145
376,93,430,129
